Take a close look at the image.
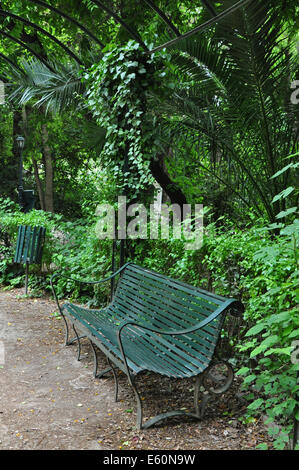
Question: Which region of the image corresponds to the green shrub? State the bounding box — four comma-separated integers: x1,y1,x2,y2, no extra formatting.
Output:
0,197,59,286
0,197,113,302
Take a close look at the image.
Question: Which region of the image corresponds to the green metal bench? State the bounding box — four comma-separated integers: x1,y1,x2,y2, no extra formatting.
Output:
51,262,244,429
14,225,46,294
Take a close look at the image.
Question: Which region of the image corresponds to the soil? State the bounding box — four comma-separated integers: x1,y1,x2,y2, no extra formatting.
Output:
0,287,274,451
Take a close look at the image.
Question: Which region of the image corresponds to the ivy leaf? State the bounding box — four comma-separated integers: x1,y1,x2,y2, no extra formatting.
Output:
280,219,299,235
256,443,268,450
289,328,299,338
236,367,250,376
245,323,266,337
250,335,279,358
272,186,295,203
248,398,264,410
264,346,293,357
276,207,297,219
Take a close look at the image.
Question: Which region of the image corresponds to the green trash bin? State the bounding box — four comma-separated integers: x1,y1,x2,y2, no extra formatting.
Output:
14,225,46,294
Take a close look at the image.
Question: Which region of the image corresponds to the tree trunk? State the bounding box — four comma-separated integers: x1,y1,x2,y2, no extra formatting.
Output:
31,156,45,210
149,156,188,209
41,123,54,213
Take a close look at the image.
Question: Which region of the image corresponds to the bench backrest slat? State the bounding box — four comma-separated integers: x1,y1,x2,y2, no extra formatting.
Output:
111,263,240,368
116,265,222,324
124,267,221,316
118,277,220,334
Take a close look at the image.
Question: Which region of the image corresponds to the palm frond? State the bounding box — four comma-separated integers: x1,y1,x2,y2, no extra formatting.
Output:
8,59,85,113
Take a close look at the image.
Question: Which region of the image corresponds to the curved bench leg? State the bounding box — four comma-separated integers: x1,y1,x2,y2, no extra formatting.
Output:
72,324,82,361
195,361,234,419
60,315,85,347
87,339,113,379
107,357,119,402
127,376,202,431
194,374,211,419
130,377,143,430
61,314,71,346
88,339,99,378
130,373,214,430
25,261,29,295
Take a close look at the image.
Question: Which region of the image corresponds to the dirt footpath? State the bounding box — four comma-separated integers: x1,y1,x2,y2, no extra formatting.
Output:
0,288,273,451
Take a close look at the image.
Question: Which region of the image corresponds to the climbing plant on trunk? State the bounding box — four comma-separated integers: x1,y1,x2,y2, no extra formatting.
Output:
83,41,181,204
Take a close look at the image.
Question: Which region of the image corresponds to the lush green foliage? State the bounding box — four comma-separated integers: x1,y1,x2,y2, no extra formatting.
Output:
205,220,298,449
0,193,112,302
1,0,298,451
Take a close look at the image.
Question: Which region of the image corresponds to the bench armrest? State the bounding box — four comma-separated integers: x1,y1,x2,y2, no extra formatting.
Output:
117,298,242,339
50,262,130,287
50,262,130,311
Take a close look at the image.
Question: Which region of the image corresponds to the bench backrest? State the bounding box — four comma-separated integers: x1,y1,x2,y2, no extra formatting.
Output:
14,225,46,265
113,263,243,372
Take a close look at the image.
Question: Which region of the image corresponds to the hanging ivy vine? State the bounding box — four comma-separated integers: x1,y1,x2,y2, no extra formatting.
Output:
83,41,170,198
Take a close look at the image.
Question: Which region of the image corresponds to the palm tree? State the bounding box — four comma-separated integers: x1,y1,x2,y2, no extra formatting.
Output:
155,0,299,222
5,56,108,212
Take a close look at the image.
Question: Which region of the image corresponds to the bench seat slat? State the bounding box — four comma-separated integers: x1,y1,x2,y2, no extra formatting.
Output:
64,304,187,377
63,304,142,374
109,300,219,364
122,324,214,367
124,329,205,374
121,329,210,377
122,337,187,377
62,301,217,377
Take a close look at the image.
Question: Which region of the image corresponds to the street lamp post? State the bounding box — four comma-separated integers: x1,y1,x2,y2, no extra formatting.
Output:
16,135,25,210
15,135,35,213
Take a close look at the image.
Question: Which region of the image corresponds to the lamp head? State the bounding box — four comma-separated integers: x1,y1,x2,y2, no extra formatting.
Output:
16,135,25,150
